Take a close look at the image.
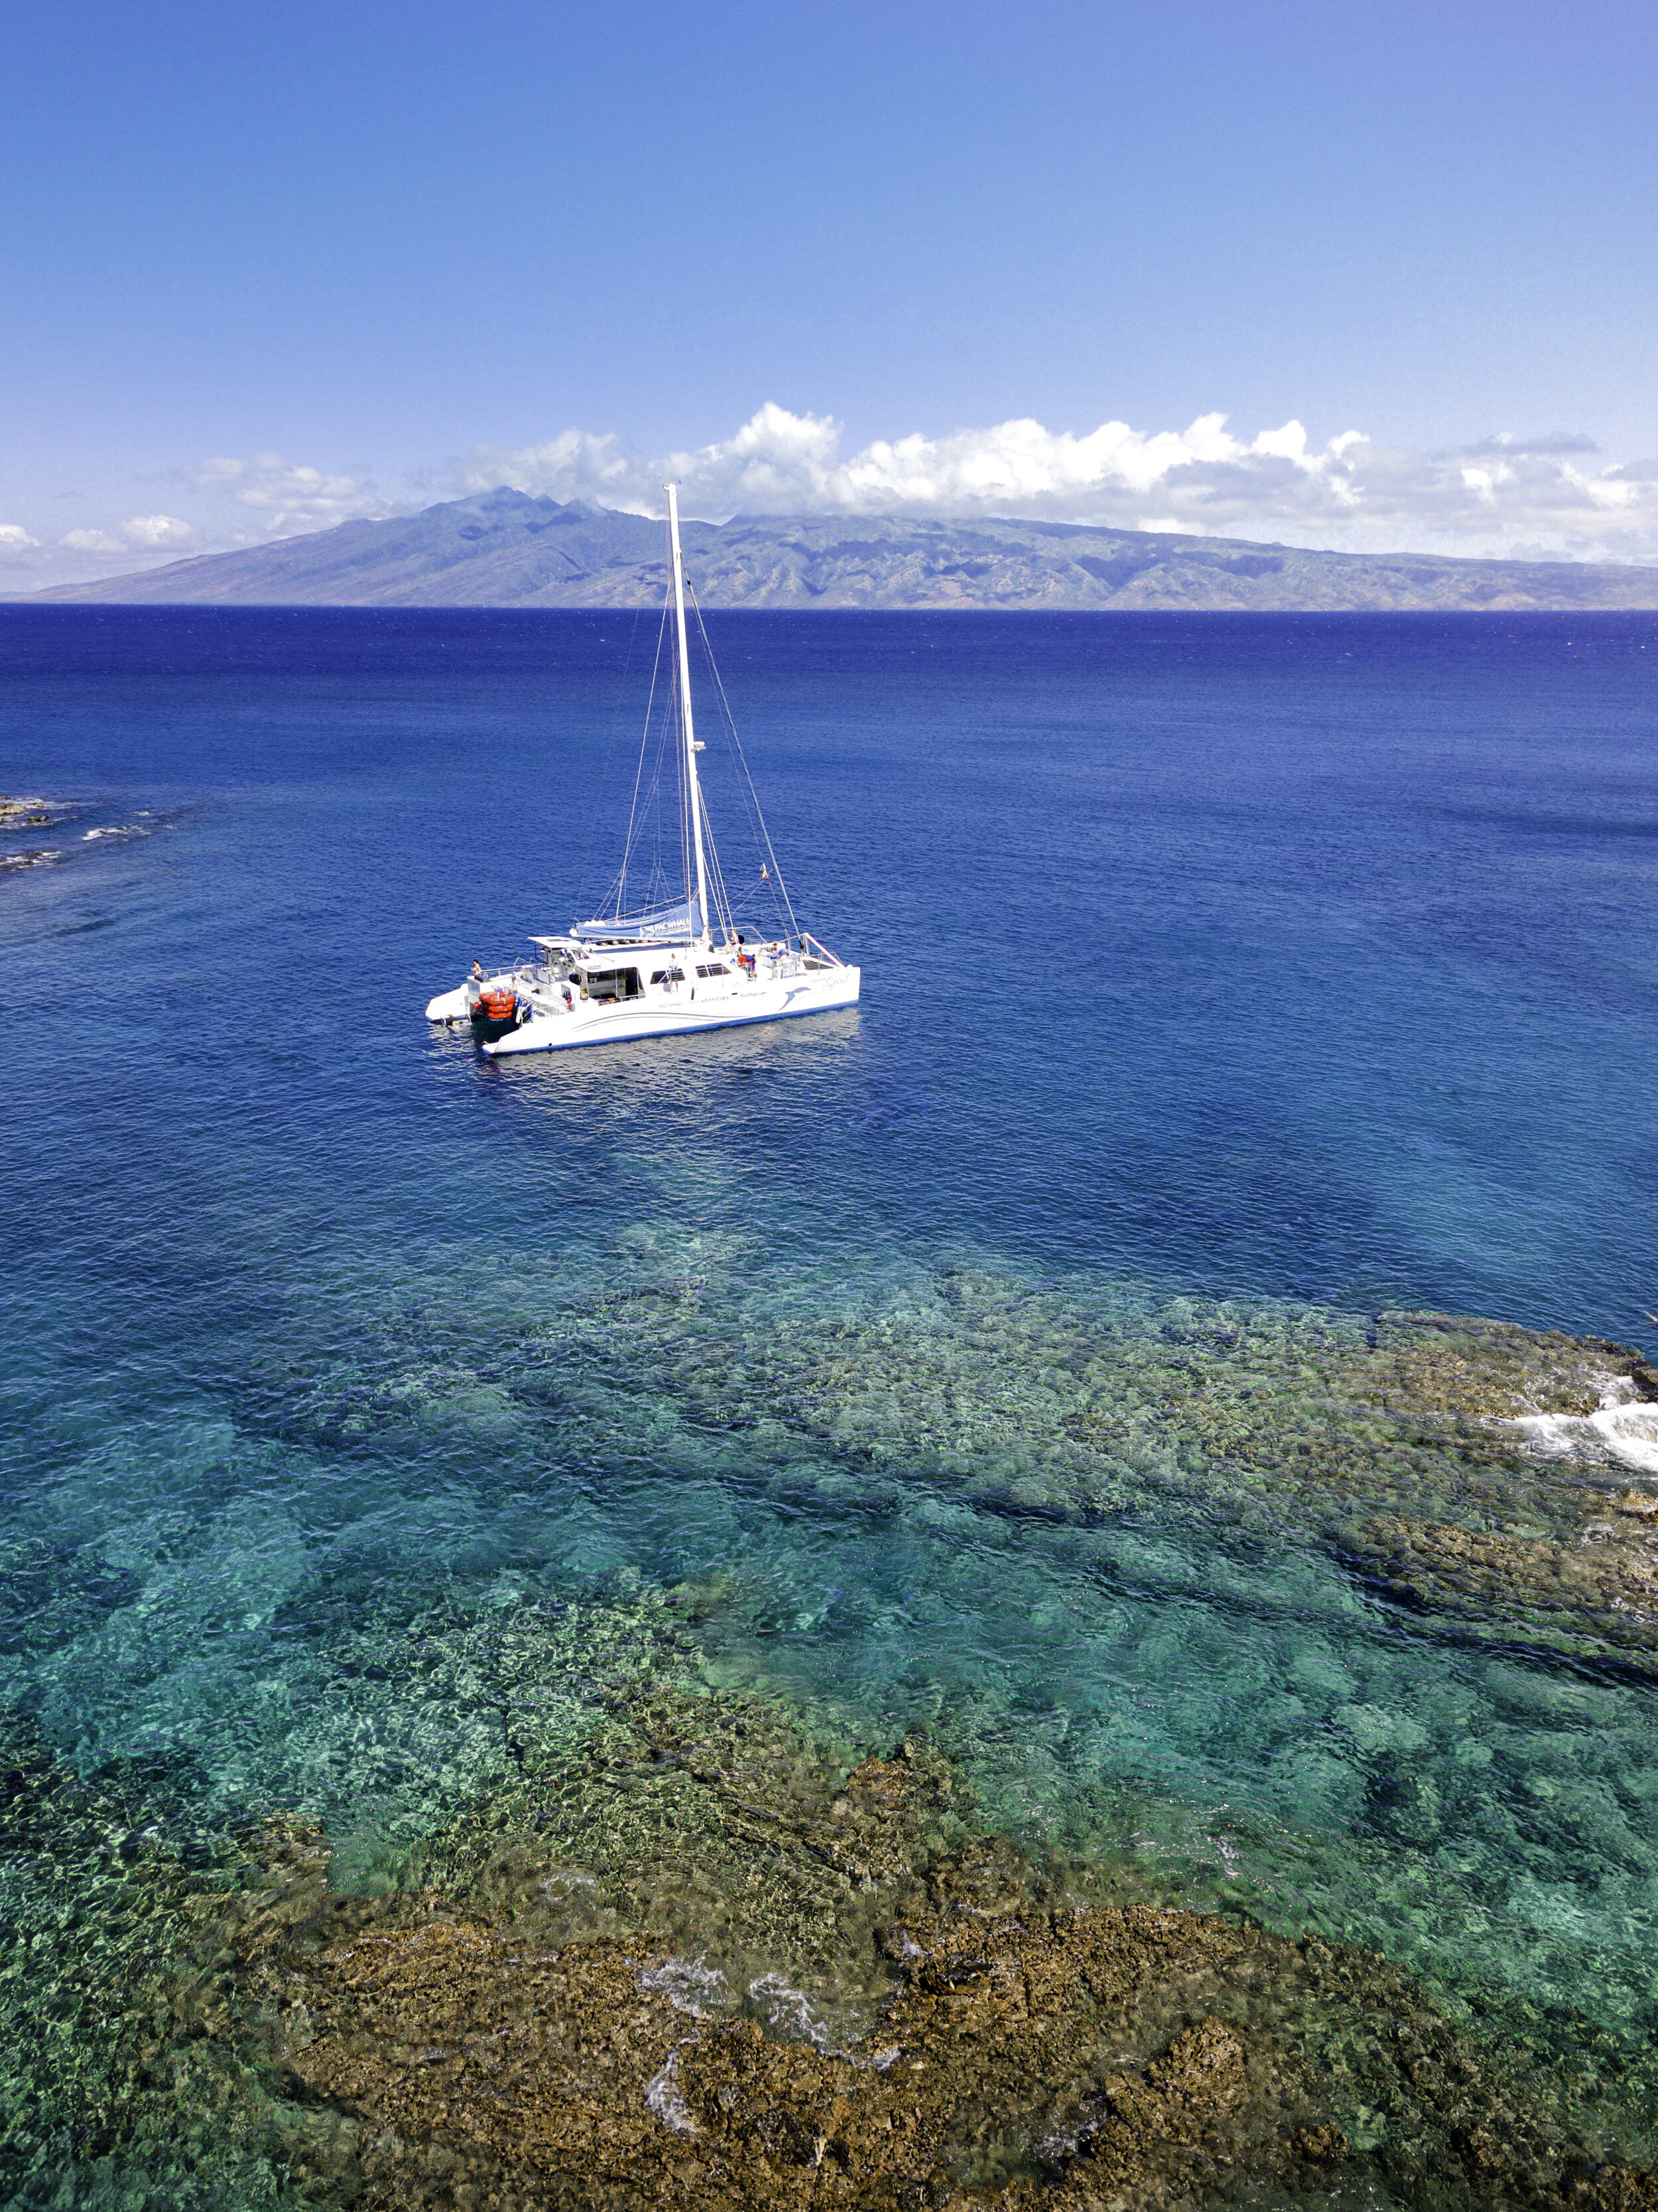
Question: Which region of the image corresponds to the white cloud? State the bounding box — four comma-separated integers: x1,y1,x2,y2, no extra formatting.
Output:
0,457,395,590
452,403,1658,562
60,515,197,556
121,513,197,548
182,453,393,535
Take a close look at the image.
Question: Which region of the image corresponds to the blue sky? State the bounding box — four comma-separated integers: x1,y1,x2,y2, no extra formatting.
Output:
4,0,1656,587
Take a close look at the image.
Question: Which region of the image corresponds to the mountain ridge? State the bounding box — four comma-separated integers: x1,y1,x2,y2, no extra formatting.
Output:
29,487,1658,611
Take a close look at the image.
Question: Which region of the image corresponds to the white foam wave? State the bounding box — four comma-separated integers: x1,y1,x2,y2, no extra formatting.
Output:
1505,1376,1658,1477
645,2042,698,2134
641,1955,728,2018
747,1971,846,2054
1588,1402,1658,1476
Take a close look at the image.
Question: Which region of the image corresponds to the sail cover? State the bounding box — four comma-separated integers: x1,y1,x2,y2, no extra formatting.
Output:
570,896,703,944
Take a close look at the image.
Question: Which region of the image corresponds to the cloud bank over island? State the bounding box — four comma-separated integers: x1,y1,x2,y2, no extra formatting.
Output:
448,405,1658,564
7,405,1658,593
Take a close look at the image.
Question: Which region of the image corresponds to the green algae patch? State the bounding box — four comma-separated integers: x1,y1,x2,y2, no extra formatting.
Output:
0,1713,334,2208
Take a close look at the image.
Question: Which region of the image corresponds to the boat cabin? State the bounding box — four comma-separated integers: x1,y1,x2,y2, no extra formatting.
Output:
526,932,764,1001
574,965,642,1003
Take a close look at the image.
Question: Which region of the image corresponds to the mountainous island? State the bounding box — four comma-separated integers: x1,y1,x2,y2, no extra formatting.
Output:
32,487,1658,611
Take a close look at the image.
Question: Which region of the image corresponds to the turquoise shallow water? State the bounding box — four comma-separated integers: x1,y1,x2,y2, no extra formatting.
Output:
3,607,1658,2181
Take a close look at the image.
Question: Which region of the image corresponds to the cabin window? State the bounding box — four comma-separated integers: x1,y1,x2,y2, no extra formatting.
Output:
649,969,684,985
695,963,730,979
583,967,641,1001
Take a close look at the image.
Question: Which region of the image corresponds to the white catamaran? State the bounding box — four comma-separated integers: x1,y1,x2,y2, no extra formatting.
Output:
425,485,860,1056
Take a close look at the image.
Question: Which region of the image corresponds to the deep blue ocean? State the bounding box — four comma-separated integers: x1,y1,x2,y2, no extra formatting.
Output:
3,606,1658,2174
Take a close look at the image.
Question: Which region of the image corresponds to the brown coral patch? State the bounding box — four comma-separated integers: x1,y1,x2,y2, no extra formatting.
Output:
243,1841,1657,2212
245,1874,1336,2207
1351,1313,1658,1422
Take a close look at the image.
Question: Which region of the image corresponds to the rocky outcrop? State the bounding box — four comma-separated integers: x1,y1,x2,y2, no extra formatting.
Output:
0,793,54,828
1,790,62,872
1056,1307,1658,1672
215,1703,1658,2209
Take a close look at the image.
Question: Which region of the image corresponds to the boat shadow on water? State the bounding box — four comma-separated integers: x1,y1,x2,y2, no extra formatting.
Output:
446,1002,866,1106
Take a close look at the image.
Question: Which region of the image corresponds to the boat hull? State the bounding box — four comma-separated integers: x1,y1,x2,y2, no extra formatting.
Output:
474,966,860,1054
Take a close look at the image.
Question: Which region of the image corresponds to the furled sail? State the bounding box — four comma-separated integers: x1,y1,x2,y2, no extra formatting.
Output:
570,896,703,944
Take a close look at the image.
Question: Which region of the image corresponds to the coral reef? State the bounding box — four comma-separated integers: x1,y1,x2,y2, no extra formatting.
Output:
673,1281,1658,1674
10,1644,1656,2211
10,1278,1658,2203
229,1690,1658,2209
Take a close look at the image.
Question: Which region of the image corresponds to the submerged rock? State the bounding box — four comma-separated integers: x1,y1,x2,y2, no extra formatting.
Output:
653,1277,1658,1675
15,1276,1658,2201
226,1259,1658,1796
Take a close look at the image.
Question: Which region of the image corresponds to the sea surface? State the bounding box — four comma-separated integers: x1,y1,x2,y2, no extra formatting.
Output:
2,605,1657,2193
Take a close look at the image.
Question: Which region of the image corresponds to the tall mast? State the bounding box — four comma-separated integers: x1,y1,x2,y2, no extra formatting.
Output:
667,483,710,946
